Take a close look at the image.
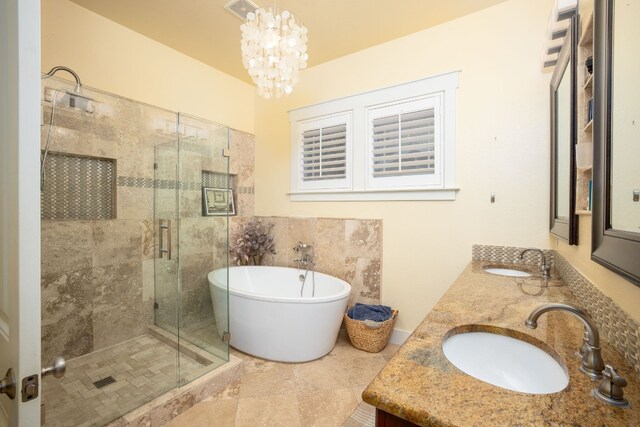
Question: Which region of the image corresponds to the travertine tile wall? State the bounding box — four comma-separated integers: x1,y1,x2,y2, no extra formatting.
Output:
233,216,383,306
40,81,243,363
41,84,172,363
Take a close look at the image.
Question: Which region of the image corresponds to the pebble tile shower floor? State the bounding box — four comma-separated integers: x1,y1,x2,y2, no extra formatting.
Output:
42,334,206,427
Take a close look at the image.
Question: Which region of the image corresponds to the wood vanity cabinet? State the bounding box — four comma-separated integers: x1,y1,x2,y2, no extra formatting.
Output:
376,409,420,427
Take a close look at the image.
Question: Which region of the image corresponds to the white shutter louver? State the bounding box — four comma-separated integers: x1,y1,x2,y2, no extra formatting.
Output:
372,108,435,178
302,123,347,181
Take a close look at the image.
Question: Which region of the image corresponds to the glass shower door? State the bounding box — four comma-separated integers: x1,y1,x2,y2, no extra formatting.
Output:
176,114,230,384
154,113,230,385
154,141,180,339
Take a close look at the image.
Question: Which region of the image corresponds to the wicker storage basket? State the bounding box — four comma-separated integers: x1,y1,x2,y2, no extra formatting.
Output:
344,308,398,353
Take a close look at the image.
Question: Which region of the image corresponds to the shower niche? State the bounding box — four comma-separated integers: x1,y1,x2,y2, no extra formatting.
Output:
40,76,231,426
40,152,116,221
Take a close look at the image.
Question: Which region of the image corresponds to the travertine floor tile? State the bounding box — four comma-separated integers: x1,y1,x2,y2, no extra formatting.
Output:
235,393,301,427
137,333,394,426
298,388,360,427
164,398,238,427
239,360,296,398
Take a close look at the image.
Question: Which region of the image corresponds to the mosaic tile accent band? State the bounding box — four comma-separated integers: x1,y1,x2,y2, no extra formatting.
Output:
555,254,640,375
472,244,555,267
41,152,115,220
201,170,233,189
115,172,254,195
117,176,155,188
236,186,255,195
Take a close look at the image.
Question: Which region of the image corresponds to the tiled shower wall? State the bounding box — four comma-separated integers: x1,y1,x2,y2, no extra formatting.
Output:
41,88,171,364
253,216,383,306
40,80,252,363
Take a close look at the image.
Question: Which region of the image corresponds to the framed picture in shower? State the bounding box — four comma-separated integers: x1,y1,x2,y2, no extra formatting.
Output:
202,187,235,216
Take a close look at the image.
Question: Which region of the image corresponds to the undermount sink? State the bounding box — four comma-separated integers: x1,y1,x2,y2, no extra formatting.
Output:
442,330,568,394
483,266,532,277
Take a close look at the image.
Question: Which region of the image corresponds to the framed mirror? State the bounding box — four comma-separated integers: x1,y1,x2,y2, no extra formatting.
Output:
550,14,578,244
592,0,640,286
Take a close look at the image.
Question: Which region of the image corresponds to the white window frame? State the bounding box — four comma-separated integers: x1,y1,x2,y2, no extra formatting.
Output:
366,95,443,190
294,112,353,191
289,71,459,201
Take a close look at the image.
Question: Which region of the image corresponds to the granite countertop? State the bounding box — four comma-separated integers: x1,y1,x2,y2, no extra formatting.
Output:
362,261,640,426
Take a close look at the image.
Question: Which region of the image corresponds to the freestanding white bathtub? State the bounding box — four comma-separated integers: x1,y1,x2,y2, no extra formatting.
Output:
208,266,351,363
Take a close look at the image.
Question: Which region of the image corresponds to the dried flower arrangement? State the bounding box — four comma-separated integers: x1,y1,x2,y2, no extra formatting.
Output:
230,219,276,265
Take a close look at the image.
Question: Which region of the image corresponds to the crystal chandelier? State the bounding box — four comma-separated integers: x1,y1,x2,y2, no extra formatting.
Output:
240,8,308,99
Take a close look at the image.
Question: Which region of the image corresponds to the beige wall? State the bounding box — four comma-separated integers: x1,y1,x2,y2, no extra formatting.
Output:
253,0,555,332
41,0,255,133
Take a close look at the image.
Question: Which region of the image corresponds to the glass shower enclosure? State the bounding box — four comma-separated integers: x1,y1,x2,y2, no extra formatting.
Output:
40,76,230,426
154,114,231,384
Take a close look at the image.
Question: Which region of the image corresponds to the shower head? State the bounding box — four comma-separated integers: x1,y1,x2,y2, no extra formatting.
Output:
44,87,94,114
41,66,83,93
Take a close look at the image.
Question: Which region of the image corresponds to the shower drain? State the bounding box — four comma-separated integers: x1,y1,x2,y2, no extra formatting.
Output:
93,376,116,389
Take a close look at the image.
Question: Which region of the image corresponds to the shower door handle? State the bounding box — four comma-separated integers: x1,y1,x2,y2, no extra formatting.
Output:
159,219,172,260
42,357,66,379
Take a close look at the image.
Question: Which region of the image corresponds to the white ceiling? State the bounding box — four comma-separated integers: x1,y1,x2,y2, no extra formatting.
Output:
69,0,509,83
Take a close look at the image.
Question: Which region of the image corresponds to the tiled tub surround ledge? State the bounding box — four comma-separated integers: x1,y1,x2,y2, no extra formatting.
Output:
233,216,383,307
363,257,640,425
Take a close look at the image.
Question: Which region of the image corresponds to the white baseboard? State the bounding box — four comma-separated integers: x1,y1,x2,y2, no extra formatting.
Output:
389,328,411,345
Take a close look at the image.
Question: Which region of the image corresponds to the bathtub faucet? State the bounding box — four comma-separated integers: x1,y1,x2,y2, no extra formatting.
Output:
293,242,315,297
294,254,314,267
293,241,312,252
293,242,314,267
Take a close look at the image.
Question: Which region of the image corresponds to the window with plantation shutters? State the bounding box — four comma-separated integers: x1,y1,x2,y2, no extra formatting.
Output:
367,97,441,188
296,112,352,190
289,71,458,200
371,108,435,178
302,123,347,181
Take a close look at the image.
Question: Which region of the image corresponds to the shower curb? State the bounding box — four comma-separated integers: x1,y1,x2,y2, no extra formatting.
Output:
104,354,242,426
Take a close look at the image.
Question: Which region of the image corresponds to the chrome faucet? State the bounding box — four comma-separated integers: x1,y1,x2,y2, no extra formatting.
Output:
593,365,629,407
293,242,314,267
525,303,604,379
519,248,551,278
293,253,314,267
293,241,311,252
293,242,315,297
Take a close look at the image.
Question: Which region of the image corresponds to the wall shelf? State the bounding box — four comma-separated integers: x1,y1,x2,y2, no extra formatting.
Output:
578,12,594,47
576,11,594,214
